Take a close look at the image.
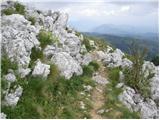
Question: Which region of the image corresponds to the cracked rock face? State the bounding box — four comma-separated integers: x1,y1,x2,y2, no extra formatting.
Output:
4,86,23,107
51,52,83,79
1,14,40,68
118,86,159,119
32,59,50,78
103,49,132,68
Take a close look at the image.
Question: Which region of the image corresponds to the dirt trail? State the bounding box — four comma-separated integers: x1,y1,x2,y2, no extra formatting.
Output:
90,84,106,119
90,62,108,119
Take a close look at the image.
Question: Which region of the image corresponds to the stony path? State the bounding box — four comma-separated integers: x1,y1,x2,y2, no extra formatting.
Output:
90,84,106,119
90,62,108,119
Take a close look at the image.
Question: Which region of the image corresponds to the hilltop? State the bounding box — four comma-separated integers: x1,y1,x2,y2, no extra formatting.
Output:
0,1,159,119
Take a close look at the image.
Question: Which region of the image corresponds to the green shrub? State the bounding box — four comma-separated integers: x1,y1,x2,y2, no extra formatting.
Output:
1,55,18,74
14,2,25,15
82,61,100,77
101,67,140,119
123,42,150,98
108,67,121,87
83,65,94,77
151,55,159,66
82,37,93,52
2,8,15,15
28,16,36,25
2,2,25,15
29,47,44,68
37,30,59,49
88,61,100,71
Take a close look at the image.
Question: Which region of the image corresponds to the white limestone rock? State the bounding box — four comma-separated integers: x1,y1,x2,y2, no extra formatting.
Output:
103,49,132,68
118,86,159,119
116,82,124,88
4,86,23,106
119,71,125,81
83,85,93,92
2,14,40,68
92,74,109,85
4,73,16,82
94,51,106,61
32,59,50,78
51,52,82,79
139,99,159,119
80,44,87,53
81,53,93,65
0,112,7,119
18,68,31,78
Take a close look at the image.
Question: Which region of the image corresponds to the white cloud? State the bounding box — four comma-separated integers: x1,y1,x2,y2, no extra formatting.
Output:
121,6,130,12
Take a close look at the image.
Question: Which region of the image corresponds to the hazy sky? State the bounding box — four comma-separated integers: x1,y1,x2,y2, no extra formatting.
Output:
18,0,158,32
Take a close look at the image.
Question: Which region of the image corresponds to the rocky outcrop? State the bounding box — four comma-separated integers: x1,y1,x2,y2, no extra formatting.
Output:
1,14,40,68
142,61,159,102
0,112,7,119
51,52,83,79
4,86,23,106
118,86,159,119
32,59,50,78
103,49,132,68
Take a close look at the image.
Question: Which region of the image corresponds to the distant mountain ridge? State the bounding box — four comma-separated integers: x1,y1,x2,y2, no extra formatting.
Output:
83,32,159,60
91,24,158,41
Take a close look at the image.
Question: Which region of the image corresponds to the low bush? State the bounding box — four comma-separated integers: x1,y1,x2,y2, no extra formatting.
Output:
101,67,140,119
1,8,15,15
108,67,121,87
151,55,159,66
2,2,25,15
1,55,18,74
82,61,100,77
29,47,44,68
123,42,150,98
28,16,36,25
14,2,25,15
37,30,59,49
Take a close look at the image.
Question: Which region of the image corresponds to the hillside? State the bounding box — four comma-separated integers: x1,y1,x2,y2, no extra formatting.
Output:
84,32,159,61
0,1,159,119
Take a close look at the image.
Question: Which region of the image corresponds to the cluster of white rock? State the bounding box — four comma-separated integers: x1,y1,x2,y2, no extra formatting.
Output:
118,61,159,119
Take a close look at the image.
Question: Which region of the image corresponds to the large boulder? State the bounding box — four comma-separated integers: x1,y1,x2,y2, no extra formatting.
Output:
103,49,132,68
51,52,82,79
1,14,40,68
32,59,50,78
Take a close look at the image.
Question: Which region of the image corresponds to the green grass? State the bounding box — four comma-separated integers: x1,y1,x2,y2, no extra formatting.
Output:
108,67,121,87
29,47,44,68
14,2,25,15
82,61,100,77
101,67,140,119
37,30,59,49
1,63,97,119
1,55,18,75
2,2,25,15
28,16,36,25
82,34,109,51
